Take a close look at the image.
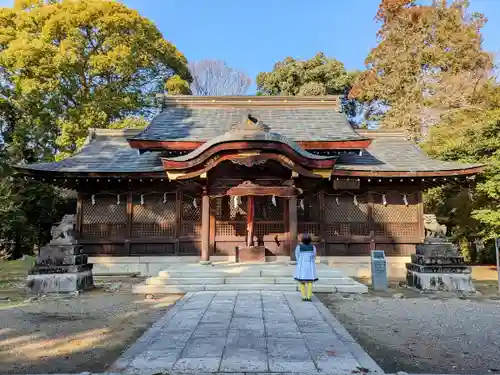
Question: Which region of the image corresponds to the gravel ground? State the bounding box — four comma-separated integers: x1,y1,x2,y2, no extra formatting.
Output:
0,278,182,375
318,288,500,375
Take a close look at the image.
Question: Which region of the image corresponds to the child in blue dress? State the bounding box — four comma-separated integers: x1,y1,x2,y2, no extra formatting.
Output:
294,233,318,301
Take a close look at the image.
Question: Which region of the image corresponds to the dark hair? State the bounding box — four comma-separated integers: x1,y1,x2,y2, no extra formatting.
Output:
301,233,312,245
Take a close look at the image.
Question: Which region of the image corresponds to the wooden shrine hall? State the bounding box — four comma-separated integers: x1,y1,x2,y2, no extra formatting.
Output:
17,96,483,273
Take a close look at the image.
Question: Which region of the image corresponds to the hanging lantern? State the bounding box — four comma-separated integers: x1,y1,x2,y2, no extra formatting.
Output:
403,194,408,206
382,194,387,206
335,197,340,205
116,194,120,205
140,194,144,205
233,196,239,209
91,194,95,205
353,195,358,206
163,192,167,204
271,195,277,207
299,199,304,210
193,198,198,209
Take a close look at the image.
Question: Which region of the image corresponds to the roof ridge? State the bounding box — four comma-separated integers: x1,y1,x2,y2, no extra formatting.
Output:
157,94,342,110
89,128,143,138
357,129,409,138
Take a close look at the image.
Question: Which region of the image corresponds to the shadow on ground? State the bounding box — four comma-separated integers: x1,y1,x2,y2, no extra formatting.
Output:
0,278,182,375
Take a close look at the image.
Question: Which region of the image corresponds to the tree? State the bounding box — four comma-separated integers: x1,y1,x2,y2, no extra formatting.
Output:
0,0,192,159
256,53,361,123
0,0,191,257
257,52,355,96
422,82,500,262
349,0,493,138
166,74,192,95
189,60,251,96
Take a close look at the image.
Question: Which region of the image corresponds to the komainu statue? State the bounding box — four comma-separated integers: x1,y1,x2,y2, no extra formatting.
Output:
50,214,76,244
423,214,447,238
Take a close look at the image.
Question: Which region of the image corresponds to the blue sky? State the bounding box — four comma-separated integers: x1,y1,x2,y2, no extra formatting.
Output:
1,0,498,93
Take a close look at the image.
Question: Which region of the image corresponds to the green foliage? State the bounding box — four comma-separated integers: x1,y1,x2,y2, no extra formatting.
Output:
109,116,149,129
0,0,191,158
0,0,191,257
350,0,493,136
256,53,361,122
166,74,192,95
423,83,500,261
257,52,355,96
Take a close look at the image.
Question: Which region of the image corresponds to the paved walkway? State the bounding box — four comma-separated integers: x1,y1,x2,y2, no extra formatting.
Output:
112,291,384,375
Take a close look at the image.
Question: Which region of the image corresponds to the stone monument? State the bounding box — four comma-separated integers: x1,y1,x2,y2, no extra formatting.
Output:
406,214,474,292
26,215,94,294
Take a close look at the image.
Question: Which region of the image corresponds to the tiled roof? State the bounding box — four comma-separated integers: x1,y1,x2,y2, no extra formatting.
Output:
131,96,363,142
17,128,481,175
17,129,163,173
336,130,482,172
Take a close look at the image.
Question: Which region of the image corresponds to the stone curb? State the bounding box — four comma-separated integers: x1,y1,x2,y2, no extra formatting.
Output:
312,294,385,374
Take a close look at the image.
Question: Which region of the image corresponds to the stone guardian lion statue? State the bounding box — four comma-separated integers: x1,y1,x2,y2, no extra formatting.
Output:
50,214,76,243
423,214,447,238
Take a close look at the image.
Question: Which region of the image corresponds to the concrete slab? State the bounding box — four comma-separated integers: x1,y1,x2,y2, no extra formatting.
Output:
112,290,384,374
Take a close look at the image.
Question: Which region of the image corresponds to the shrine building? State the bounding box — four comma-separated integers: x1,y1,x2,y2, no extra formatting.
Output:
17,96,482,276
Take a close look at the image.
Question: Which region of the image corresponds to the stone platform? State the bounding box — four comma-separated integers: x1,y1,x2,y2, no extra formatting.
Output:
133,261,368,295
111,291,383,374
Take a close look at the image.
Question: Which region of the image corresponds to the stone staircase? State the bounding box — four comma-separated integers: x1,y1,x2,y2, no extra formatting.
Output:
132,262,368,295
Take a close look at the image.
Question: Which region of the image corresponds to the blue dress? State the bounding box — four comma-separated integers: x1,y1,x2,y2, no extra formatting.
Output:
294,244,318,282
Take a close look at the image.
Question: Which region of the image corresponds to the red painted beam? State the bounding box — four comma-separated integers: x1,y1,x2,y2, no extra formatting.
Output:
128,139,372,151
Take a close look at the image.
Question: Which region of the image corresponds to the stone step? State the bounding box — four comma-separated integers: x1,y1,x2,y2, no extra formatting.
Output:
261,269,343,277
146,277,224,285
133,282,367,294
157,269,344,279
146,276,357,286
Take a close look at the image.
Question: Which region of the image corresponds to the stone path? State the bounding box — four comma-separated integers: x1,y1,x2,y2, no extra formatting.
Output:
112,291,383,374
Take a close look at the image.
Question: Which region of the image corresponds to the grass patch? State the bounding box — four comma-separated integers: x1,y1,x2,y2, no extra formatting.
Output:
0,256,34,290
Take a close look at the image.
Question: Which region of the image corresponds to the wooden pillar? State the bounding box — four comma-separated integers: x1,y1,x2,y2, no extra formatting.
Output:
289,193,298,263
209,200,216,256
200,188,211,264
126,192,133,255
318,191,325,256
367,191,375,251
246,195,255,247
175,189,181,256
416,189,424,240
75,193,83,238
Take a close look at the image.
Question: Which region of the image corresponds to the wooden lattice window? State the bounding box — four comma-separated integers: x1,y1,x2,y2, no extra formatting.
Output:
373,191,418,238
214,196,247,237
131,193,176,237
181,193,201,237
214,196,248,221
81,194,127,238
324,194,369,236
255,196,284,221
298,194,320,237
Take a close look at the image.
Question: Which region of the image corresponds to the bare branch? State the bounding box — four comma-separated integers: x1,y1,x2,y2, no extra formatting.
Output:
189,60,251,96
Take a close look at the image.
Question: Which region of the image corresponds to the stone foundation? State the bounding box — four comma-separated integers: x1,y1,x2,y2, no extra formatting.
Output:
27,238,94,294
27,271,94,294
407,270,475,292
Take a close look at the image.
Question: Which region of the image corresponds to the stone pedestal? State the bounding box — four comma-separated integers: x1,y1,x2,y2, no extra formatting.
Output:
237,246,266,262
27,241,94,294
406,238,475,292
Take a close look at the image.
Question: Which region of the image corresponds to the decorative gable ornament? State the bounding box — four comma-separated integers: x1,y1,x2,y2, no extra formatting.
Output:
229,112,270,133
